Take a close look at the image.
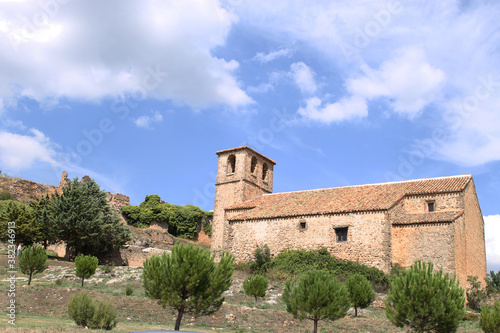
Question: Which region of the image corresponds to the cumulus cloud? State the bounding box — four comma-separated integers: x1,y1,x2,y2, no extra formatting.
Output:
0,0,252,109
298,96,367,124
0,129,58,169
134,110,163,129
253,49,291,63
484,215,500,272
290,62,317,94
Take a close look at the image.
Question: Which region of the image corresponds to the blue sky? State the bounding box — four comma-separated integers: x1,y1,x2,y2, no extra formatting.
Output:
0,0,499,272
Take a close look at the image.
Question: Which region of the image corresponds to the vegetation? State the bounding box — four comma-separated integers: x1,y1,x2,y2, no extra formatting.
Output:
125,285,134,296
52,178,131,258
346,273,376,317
480,300,500,333
0,200,40,246
251,244,272,273
121,194,211,238
18,245,48,285
467,275,487,311
243,274,269,306
102,263,115,274
0,189,13,200
385,260,465,333
75,255,99,287
142,242,234,331
29,193,59,249
486,270,500,295
68,291,117,330
283,269,350,333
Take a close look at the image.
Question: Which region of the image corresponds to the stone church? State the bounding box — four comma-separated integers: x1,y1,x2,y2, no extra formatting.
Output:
211,146,487,286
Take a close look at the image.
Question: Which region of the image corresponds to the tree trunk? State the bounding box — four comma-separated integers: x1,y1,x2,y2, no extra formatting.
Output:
174,306,185,331
81,277,84,287
28,271,33,286
254,295,258,307
313,318,318,333
355,305,358,317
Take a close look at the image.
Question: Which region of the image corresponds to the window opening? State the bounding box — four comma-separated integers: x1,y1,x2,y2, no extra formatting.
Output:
335,227,348,242
299,221,306,230
262,163,268,181
250,156,257,174
227,154,236,174
427,202,435,212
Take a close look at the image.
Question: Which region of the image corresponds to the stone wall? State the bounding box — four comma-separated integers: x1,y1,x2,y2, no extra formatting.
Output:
225,211,392,273
403,192,462,213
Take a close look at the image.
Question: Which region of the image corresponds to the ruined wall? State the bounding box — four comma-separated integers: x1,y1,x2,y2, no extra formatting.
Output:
226,212,392,273
462,181,487,285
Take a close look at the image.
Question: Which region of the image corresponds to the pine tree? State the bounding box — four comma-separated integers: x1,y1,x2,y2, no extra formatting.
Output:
75,255,99,287
486,270,500,295
0,200,41,246
243,274,269,306
29,193,59,249
480,300,500,333
282,269,350,333
346,273,376,317
143,243,234,331
18,245,48,285
52,178,130,258
385,260,465,333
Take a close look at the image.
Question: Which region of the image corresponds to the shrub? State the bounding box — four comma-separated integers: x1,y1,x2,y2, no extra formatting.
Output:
385,260,465,333
486,270,500,295
467,275,487,311
68,292,94,327
75,255,99,287
125,286,134,296
251,245,272,273
55,278,64,286
88,298,117,330
283,269,350,333
243,275,269,306
346,273,376,317
480,300,500,333
18,245,48,285
0,190,13,201
68,291,117,330
102,263,114,274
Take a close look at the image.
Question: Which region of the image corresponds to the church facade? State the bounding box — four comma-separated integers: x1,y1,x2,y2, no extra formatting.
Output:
211,146,487,285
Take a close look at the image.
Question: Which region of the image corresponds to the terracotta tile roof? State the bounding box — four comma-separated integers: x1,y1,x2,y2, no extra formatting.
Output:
226,175,472,221
391,210,464,225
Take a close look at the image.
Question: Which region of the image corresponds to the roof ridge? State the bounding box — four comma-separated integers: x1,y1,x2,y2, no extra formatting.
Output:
262,174,472,197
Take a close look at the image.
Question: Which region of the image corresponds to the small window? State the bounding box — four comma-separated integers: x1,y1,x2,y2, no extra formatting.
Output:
335,227,348,242
227,154,236,174
262,163,268,181
250,156,257,174
299,221,306,230
427,202,435,212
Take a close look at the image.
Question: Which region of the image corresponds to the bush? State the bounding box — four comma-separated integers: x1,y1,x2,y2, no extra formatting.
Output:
125,286,134,296
68,291,117,330
0,190,13,201
385,260,465,333
55,278,64,286
486,270,500,295
75,255,99,287
467,275,487,311
480,300,500,333
251,245,272,273
19,245,49,285
346,274,376,317
102,263,114,274
243,275,269,306
283,269,350,333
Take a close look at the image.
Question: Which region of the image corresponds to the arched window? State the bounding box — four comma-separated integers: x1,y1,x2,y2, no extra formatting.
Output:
250,156,257,174
262,163,268,181
227,154,236,174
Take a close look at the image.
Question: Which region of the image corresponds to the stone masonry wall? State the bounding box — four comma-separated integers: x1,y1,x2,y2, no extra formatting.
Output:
226,212,392,273
404,192,462,213
462,181,487,285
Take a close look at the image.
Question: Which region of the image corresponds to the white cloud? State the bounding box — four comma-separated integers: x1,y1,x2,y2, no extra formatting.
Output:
134,110,163,129
290,62,317,94
298,96,367,124
0,0,252,109
484,215,500,272
0,129,58,169
253,49,291,63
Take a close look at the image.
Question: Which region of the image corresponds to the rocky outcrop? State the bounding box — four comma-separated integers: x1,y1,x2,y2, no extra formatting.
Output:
0,176,57,203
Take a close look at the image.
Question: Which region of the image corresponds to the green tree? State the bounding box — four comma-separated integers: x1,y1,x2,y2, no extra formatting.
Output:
385,260,465,333
75,255,99,287
68,291,117,330
251,244,272,273
52,178,130,258
282,269,350,333
243,274,269,306
29,193,59,249
18,245,48,285
143,243,234,331
486,270,500,295
0,200,41,246
346,273,376,317
467,275,487,311
480,300,500,333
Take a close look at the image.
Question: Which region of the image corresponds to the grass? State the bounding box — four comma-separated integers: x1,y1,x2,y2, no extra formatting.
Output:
0,251,485,333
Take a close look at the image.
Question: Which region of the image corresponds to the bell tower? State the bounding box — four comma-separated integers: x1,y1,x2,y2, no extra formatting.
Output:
211,146,276,253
